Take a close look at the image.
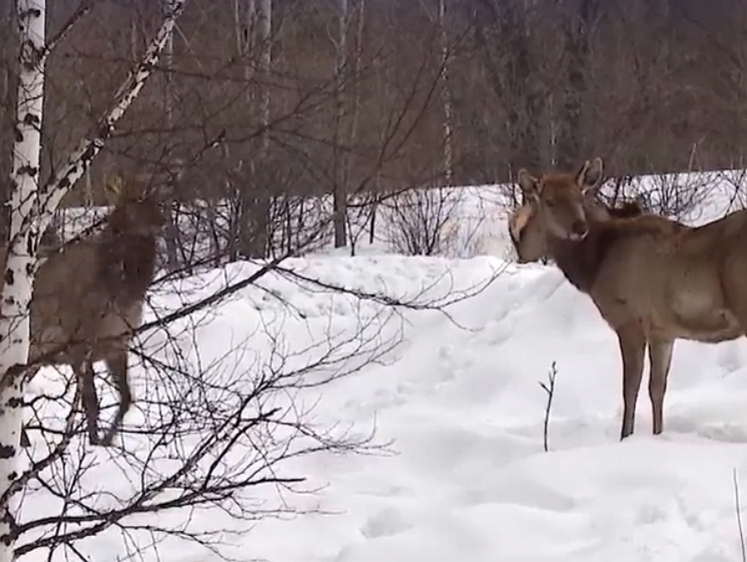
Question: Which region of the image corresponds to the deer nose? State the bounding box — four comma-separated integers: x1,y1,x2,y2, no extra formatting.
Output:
571,220,588,239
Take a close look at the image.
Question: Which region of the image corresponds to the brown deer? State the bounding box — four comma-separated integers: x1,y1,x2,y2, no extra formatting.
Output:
509,157,744,440
11,177,165,447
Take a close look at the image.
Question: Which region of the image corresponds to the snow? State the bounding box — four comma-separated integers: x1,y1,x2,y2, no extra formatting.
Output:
229,254,747,562
20,179,747,561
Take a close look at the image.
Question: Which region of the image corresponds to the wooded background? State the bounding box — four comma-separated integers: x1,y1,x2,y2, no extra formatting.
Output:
0,0,744,256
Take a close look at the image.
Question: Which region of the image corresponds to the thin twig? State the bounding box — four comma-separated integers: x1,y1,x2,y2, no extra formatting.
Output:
735,468,746,562
539,361,557,453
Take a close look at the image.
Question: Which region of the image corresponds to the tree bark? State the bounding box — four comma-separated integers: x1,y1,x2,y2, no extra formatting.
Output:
332,0,349,248
162,0,182,273
438,0,454,186
0,1,46,556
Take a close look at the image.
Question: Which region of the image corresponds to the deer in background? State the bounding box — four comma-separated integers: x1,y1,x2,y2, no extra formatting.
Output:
8,176,166,447
508,156,747,440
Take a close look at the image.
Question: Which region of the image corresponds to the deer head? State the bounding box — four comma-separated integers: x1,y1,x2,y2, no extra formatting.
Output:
516,157,604,241
105,174,166,237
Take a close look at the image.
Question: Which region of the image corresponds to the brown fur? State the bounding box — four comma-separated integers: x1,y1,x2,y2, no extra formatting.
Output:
512,157,746,440
15,186,164,447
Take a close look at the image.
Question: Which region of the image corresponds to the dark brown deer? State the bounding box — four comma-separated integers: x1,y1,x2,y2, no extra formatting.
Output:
509,157,744,440
13,178,165,447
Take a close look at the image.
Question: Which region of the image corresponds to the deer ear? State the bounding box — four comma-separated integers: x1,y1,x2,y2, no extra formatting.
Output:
106,175,123,198
517,169,541,203
509,205,535,242
577,157,604,195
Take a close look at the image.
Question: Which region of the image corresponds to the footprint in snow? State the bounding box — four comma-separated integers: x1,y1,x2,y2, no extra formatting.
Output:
666,416,747,443
359,507,413,539
716,342,746,375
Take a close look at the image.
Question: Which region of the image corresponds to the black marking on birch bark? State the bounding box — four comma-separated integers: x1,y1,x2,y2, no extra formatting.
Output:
17,164,38,176
0,533,11,547
22,112,40,127
7,471,17,482
4,268,13,286
7,398,22,409
81,144,96,163
0,445,15,459
21,39,43,71
97,122,114,141
19,7,42,19
13,126,22,143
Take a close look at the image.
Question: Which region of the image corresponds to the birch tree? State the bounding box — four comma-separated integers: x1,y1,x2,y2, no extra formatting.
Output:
0,3,48,556
0,0,189,558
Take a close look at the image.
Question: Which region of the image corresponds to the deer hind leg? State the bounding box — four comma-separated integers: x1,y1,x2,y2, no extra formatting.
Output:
99,349,131,447
648,338,674,435
616,323,646,440
75,357,101,446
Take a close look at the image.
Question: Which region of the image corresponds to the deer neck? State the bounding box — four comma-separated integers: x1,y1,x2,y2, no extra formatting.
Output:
546,218,615,294
98,230,157,303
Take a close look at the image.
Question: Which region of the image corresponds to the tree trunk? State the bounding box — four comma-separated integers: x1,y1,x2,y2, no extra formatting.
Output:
0,1,46,556
556,0,599,169
438,0,454,186
240,0,271,259
332,0,349,248
162,0,181,272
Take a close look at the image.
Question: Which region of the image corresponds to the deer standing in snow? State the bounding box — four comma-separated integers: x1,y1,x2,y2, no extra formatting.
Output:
9,176,165,447
508,157,747,440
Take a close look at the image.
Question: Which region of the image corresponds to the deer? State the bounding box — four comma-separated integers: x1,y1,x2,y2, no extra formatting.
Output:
507,156,746,441
7,176,166,447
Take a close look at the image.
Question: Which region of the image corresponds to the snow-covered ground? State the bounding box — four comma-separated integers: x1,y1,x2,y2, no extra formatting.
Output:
20,177,747,561
222,252,747,562
22,251,747,562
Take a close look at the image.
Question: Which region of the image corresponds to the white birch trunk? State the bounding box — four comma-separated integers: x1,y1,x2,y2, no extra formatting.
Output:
0,0,46,555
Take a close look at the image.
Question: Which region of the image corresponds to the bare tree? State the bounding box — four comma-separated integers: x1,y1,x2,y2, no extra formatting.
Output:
332,0,350,248
438,0,454,186
385,185,463,256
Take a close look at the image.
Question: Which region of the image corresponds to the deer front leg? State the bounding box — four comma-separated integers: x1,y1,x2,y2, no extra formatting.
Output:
648,338,674,435
99,349,132,447
616,323,646,440
76,358,101,445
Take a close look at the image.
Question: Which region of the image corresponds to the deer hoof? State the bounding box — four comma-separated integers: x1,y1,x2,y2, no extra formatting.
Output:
98,430,117,448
